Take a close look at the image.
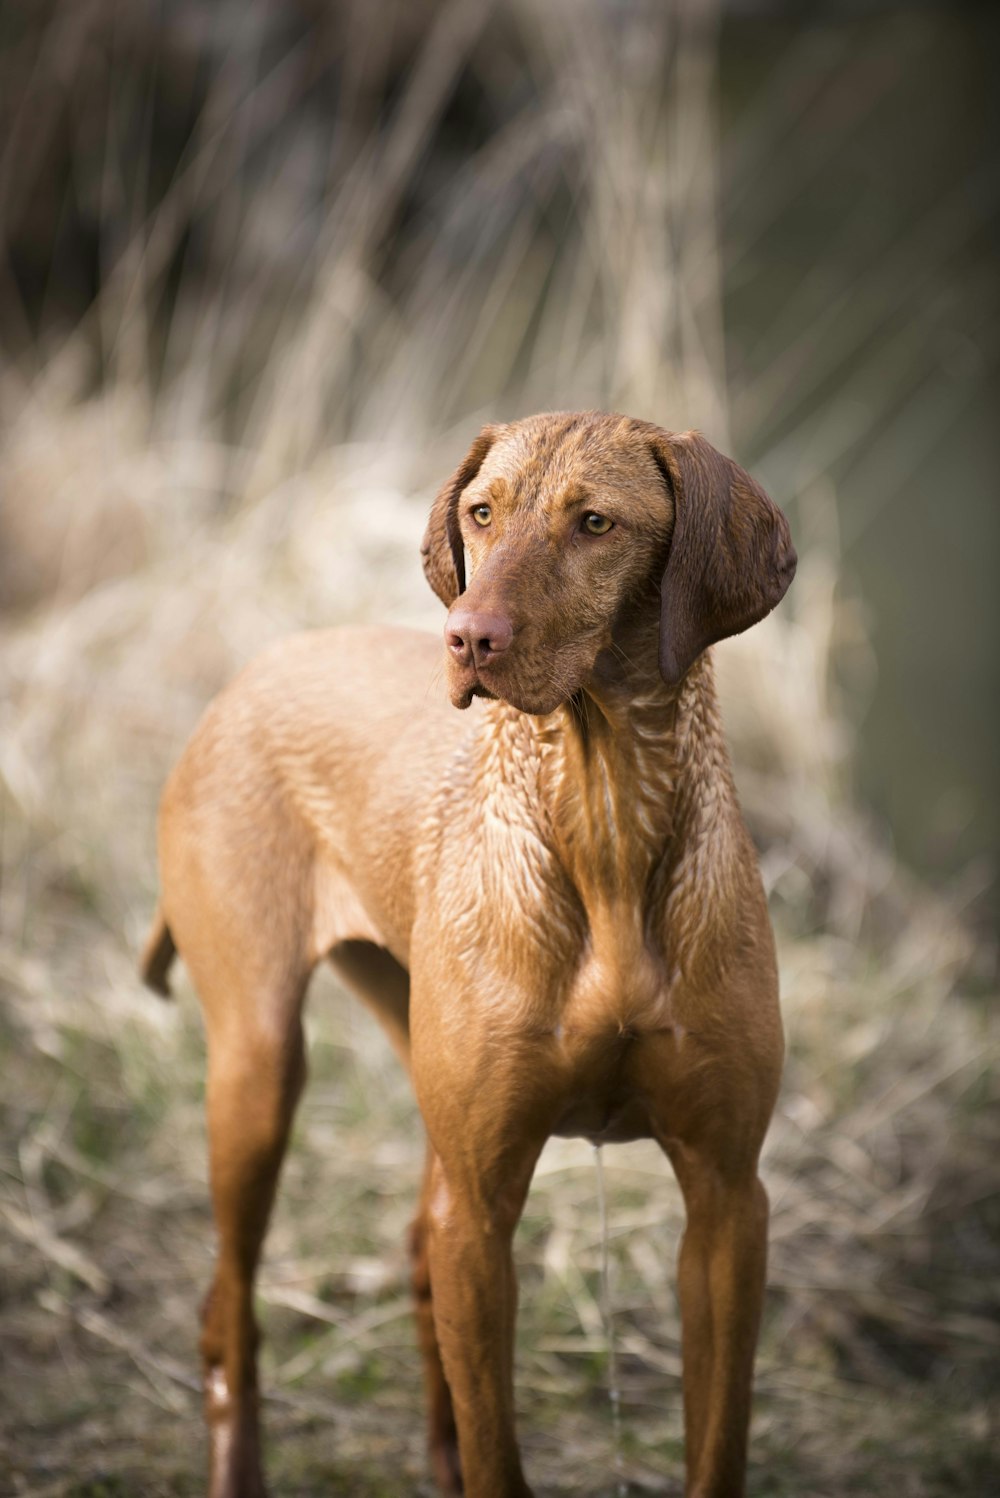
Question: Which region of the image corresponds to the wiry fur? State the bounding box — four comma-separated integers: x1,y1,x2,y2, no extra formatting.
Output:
143,410,795,1498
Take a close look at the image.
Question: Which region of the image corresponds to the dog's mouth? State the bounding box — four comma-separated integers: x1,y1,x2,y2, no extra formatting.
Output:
447,651,586,717
467,678,499,705
448,661,499,710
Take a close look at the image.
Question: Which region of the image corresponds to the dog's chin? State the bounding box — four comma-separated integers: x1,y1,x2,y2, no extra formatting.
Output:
485,648,602,716
494,682,572,716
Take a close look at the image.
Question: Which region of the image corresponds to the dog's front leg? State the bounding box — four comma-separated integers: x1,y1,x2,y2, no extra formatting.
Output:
670,1154,770,1498
411,965,548,1498
422,1140,538,1498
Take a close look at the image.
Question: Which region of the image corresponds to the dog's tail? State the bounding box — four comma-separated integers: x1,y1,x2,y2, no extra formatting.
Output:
140,906,176,998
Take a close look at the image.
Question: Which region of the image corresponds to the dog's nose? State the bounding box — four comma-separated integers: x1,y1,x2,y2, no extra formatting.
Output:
445,609,514,668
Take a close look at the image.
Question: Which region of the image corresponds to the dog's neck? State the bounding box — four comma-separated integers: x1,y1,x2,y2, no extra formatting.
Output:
477,644,745,975
539,669,680,905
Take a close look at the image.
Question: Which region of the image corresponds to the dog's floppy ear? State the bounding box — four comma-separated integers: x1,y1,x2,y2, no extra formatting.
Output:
421,426,499,606
647,429,797,687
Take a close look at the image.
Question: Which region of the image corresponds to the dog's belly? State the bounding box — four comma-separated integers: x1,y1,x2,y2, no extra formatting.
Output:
550,1090,653,1145
542,1016,689,1142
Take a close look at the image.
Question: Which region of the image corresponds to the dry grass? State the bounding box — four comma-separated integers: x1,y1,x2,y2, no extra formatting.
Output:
1,3,998,1495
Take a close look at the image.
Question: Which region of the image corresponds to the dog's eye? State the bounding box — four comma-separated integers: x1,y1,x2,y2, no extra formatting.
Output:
471,504,492,527
582,512,613,536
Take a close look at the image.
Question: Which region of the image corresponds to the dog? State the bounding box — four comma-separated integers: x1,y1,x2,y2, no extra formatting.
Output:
141,410,796,1498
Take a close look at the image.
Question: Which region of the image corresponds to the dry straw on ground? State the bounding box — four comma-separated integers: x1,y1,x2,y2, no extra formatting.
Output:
1,3,997,1495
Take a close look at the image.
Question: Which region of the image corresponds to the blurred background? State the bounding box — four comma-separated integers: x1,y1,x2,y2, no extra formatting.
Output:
1,1,997,1494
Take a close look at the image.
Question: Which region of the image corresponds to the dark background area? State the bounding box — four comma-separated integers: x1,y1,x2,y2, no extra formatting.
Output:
720,2,999,894
2,0,997,899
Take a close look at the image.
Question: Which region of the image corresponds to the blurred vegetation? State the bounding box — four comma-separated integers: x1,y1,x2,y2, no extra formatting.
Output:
0,2,997,1495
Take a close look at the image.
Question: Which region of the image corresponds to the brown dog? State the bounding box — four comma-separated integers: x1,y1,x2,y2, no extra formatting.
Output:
142,410,796,1498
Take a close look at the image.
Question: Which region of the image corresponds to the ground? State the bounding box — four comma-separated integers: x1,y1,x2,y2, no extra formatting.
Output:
2,906,996,1497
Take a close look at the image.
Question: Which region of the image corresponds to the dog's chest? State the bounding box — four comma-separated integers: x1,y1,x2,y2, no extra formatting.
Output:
435,797,671,1024
425,700,686,1027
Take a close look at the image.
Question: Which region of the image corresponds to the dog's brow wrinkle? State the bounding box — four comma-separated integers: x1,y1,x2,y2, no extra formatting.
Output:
556,482,591,512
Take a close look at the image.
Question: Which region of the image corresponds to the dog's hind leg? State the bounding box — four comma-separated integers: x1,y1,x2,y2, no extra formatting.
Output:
196,961,309,1498
326,942,461,1495
410,1144,462,1496
327,938,412,1070
162,824,313,1498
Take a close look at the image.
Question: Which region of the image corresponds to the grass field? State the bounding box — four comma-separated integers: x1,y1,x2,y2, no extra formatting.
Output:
1,3,998,1494
1,384,996,1495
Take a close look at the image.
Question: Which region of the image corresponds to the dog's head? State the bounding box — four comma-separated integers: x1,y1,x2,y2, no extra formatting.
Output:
422,412,796,714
